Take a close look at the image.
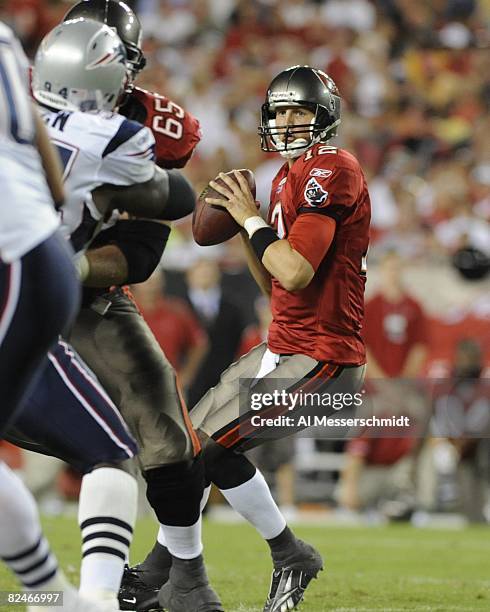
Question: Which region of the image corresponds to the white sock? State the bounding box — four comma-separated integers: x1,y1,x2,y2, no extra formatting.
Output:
78,467,137,597
0,462,58,588
157,484,211,550
220,469,286,539
158,518,202,560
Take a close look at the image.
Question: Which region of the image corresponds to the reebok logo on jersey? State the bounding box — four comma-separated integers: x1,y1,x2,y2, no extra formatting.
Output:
310,168,332,179
276,176,287,194
304,177,328,207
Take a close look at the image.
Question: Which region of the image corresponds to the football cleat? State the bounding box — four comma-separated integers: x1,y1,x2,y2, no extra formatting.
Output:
118,565,163,611
263,540,323,612
158,562,223,612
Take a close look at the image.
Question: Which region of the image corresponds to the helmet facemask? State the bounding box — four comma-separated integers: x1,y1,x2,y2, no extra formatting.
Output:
260,101,340,159
258,66,341,159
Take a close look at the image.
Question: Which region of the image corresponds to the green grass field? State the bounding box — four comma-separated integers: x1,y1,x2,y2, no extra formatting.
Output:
0,517,489,611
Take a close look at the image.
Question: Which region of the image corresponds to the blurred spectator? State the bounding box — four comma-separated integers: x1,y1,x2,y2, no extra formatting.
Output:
363,251,429,379
185,257,246,406
0,0,49,56
131,268,208,394
342,250,431,515
431,339,490,521
238,294,271,355
337,382,428,514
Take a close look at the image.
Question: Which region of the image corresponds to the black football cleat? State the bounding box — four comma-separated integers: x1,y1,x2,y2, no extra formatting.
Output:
158,558,224,612
118,564,164,611
263,540,323,612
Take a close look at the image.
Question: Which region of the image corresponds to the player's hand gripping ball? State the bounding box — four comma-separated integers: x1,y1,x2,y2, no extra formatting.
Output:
193,169,256,246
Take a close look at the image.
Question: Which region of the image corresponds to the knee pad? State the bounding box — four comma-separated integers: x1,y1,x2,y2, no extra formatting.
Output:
144,456,205,526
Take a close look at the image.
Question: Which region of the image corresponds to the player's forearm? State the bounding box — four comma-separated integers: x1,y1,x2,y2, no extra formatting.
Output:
33,105,64,207
240,232,272,296
401,344,428,378
92,169,195,221
262,240,314,292
81,245,129,287
365,349,387,379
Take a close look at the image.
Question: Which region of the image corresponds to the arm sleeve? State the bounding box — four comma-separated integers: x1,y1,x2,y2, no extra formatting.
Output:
120,87,201,169
287,213,336,271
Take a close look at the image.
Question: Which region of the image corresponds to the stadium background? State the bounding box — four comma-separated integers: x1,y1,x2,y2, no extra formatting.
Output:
0,0,488,609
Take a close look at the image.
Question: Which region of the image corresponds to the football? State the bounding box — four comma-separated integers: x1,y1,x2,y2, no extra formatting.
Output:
192,169,256,246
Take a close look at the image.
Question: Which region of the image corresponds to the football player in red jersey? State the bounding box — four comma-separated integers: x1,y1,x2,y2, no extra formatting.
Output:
130,67,371,612
64,0,201,171
195,65,370,611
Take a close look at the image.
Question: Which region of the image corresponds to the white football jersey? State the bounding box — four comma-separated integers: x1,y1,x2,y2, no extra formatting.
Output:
0,22,59,262
39,106,156,255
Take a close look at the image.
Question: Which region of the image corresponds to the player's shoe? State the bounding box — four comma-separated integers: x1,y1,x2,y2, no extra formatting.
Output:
27,575,121,611
263,539,323,612
118,564,163,611
158,562,223,612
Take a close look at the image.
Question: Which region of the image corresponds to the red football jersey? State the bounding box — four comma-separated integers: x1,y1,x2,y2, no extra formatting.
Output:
120,86,201,169
266,144,370,364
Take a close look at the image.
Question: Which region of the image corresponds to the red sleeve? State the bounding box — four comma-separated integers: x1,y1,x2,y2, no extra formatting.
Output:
292,149,362,222
288,214,336,271
125,87,201,169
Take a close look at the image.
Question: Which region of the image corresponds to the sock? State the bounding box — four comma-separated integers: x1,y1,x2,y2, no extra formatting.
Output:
0,462,59,588
267,526,298,566
78,467,137,597
220,469,287,540
137,484,212,586
159,517,202,560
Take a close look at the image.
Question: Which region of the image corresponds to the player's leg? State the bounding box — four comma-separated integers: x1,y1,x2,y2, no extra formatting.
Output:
158,354,363,611
208,359,365,611
0,231,120,612
0,461,123,612
68,288,221,611
0,231,79,432
126,344,270,591
7,338,139,608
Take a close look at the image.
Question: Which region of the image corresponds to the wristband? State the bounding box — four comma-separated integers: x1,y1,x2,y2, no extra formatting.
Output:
244,215,269,238
75,254,90,282
250,227,280,261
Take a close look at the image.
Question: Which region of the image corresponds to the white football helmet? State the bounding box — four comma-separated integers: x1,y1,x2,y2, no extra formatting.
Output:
32,18,128,112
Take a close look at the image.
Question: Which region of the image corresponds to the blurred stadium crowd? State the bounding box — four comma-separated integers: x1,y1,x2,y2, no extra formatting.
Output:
1,0,488,523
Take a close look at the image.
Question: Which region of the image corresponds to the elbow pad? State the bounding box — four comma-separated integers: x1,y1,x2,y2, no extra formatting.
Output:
91,220,171,284
160,170,196,220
